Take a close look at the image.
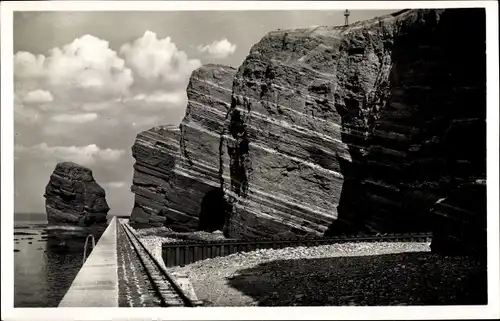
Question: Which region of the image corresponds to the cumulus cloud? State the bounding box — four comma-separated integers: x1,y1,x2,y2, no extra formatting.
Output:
23,89,54,104
15,143,125,165
103,181,126,189
14,32,193,130
197,38,236,59
50,113,98,123
14,104,41,124
14,34,134,100
14,51,46,79
14,94,42,124
120,31,201,87
14,31,198,215
81,101,113,112
125,90,187,106
126,115,163,129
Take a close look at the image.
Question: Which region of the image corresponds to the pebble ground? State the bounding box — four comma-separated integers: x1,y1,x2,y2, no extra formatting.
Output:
134,228,487,307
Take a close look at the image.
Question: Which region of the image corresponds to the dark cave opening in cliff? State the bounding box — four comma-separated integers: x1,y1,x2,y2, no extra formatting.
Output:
198,188,229,233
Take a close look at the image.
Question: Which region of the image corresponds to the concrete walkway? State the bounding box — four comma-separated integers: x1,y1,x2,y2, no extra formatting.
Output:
58,217,118,307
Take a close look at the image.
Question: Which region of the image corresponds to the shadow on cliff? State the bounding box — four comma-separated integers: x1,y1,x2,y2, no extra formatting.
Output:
198,187,230,232
226,252,487,306
326,8,486,236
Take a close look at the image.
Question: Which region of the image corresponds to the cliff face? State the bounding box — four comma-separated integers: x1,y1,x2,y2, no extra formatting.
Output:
129,9,486,254
130,65,236,231
430,179,486,257
44,162,110,226
224,8,486,241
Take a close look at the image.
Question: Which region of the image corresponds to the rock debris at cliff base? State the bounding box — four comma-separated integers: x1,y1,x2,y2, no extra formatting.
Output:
165,243,486,306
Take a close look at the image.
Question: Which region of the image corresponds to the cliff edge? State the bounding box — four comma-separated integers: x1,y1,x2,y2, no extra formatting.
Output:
224,8,485,241
129,65,236,232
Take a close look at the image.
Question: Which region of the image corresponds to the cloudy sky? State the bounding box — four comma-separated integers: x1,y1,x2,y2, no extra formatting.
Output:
13,9,397,215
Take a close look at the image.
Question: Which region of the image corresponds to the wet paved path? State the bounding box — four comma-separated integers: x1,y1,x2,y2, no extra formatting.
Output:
58,217,118,307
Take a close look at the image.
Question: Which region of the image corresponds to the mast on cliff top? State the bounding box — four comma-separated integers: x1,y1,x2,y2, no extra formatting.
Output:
344,9,350,26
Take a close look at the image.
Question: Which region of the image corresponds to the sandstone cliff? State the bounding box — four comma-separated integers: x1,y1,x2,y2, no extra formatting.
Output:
430,179,486,257
44,162,110,226
224,8,486,240
130,65,236,231
129,9,486,254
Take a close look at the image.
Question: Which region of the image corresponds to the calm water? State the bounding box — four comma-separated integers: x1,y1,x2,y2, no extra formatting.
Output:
14,213,107,307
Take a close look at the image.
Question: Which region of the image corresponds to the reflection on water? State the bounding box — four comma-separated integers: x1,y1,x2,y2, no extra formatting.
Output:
14,216,108,307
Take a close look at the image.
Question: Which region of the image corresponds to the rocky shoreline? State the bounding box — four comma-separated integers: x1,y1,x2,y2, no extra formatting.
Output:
16,7,490,310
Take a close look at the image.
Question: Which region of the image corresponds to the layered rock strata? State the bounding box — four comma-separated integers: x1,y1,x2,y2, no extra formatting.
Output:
44,162,110,226
224,8,486,241
129,65,236,231
130,8,486,253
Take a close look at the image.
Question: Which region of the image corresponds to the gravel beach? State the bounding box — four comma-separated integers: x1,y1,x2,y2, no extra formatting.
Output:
132,233,487,307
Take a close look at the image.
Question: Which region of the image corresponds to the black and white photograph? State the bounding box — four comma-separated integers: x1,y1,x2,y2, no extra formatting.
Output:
1,1,499,320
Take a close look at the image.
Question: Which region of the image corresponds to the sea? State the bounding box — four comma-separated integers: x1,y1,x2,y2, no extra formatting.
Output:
13,213,108,307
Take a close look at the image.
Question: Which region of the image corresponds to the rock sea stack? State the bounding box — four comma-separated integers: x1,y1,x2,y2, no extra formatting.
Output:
44,162,110,226
129,9,486,256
